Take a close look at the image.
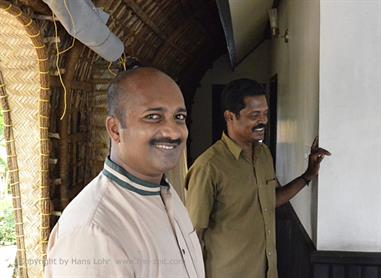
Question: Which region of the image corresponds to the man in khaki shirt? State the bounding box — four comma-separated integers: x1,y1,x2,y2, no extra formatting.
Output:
185,79,331,278
45,68,204,277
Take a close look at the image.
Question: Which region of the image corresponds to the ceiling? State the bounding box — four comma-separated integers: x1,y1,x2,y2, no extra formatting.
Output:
17,0,275,95
217,0,274,67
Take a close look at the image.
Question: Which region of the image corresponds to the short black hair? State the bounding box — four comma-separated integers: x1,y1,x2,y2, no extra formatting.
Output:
221,78,266,117
107,71,132,128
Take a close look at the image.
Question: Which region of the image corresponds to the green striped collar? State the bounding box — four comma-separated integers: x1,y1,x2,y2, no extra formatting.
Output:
103,157,168,196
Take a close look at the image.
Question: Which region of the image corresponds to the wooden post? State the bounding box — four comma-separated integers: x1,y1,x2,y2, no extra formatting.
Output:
58,42,82,209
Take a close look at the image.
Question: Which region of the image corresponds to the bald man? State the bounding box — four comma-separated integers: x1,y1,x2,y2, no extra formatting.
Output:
45,68,204,278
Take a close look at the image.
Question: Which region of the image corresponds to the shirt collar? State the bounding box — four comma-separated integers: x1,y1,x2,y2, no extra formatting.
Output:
102,157,168,196
221,132,243,160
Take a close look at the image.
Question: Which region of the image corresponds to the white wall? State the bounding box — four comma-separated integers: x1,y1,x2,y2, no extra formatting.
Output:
318,0,381,251
270,0,320,240
190,40,270,161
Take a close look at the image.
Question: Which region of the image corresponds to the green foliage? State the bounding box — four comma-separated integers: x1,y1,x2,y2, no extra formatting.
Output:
0,198,16,245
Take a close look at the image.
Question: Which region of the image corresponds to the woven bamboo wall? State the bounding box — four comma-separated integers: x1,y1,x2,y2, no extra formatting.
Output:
0,2,50,277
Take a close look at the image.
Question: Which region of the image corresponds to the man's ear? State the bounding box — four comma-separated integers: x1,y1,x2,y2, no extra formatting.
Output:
224,111,234,123
106,116,121,143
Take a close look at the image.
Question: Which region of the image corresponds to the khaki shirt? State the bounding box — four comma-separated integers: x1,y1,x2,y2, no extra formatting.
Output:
185,133,277,278
45,157,204,278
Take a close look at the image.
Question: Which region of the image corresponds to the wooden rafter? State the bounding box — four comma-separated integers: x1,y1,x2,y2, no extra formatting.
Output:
122,0,191,58
178,0,219,43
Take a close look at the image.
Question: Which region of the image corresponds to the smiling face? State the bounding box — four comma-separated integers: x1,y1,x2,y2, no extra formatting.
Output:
228,95,268,144
106,68,188,183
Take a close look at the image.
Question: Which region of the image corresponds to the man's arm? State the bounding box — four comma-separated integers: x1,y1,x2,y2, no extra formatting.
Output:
275,137,331,207
185,161,215,259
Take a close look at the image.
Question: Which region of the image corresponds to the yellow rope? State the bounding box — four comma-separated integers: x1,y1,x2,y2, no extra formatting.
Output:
8,169,19,173
39,70,49,75
14,10,22,17
4,3,12,11
37,57,48,62
24,19,33,27
35,44,45,49
29,31,41,38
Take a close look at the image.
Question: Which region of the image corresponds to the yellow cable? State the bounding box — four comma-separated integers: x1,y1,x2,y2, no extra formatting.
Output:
52,0,78,120
52,11,67,120
119,52,127,71
108,61,117,76
57,0,76,55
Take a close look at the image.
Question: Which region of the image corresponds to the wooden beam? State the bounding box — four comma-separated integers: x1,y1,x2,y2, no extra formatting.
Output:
58,42,83,209
122,0,191,58
178,1,213,36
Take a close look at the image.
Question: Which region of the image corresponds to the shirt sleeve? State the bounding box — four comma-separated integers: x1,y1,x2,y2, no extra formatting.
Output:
44,223,134,277
185,161,216,230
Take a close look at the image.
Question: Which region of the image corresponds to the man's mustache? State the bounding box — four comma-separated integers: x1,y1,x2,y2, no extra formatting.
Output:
252,124,266,132
149,138,182,146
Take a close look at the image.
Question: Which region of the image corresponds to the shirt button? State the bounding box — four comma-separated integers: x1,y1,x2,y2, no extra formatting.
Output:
264,208,268,212
268,229,271,235
268,251,272,256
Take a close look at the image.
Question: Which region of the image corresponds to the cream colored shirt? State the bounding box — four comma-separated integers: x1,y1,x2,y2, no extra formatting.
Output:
45,158,204,278
186,133,277,278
